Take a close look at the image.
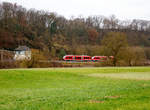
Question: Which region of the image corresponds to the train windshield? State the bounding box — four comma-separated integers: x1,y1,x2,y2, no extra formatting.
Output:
66,56,72,59
95,57,100,59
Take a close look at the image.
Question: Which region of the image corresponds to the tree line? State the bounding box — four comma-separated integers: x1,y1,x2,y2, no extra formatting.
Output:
0,2,150,66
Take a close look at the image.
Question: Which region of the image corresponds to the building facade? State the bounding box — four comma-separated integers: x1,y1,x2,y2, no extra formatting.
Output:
14,46,31,60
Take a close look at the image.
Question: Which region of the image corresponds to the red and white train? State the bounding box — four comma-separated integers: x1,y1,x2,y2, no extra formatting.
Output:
63,55,114,62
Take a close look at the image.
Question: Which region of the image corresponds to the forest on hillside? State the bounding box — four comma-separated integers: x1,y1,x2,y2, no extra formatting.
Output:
0,2,150,67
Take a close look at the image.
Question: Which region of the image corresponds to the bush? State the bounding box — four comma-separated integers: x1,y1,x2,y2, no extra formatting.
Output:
19,49,51,68
123,47,146,66
144,47,150,60
0,61,19,69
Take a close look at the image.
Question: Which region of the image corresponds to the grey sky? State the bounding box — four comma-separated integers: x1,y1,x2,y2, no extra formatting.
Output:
1,0,150,20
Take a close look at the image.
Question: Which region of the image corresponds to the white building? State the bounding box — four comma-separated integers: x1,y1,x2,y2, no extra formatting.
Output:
14,46,31,60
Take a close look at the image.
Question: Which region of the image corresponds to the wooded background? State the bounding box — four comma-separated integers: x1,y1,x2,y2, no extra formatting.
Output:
0,2,150,67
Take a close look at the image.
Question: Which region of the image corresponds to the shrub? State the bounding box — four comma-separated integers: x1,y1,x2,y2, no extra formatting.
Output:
19,49,51,68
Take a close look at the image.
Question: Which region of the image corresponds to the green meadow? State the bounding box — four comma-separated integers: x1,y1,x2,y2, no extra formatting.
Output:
0,67,150,110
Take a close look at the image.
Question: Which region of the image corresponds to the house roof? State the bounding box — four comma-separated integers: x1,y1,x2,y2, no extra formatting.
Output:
15,46,30,51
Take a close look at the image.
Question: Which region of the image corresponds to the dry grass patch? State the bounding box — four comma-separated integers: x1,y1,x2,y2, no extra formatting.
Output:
87,73,150,80
104,96,120,99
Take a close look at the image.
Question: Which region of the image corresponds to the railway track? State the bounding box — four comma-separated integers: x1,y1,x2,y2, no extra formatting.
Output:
39,60,99,63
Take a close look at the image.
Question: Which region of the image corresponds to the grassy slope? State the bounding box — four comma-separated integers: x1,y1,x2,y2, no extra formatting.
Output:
0,67,150,110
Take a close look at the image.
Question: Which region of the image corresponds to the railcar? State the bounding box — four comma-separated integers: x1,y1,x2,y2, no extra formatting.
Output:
63,55,92,61
92,56,107,62
63,55,113,62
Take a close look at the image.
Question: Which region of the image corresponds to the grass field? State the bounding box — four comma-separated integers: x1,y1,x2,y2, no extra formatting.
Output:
0,67,150,110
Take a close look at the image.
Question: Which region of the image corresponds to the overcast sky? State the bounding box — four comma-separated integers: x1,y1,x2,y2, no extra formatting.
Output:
1,0,150,20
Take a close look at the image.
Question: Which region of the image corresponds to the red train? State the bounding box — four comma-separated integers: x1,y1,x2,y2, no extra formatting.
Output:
63,55,114,62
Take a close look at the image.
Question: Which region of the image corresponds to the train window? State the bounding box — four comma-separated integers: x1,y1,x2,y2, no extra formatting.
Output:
76,57,81,59
66,57,72,59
